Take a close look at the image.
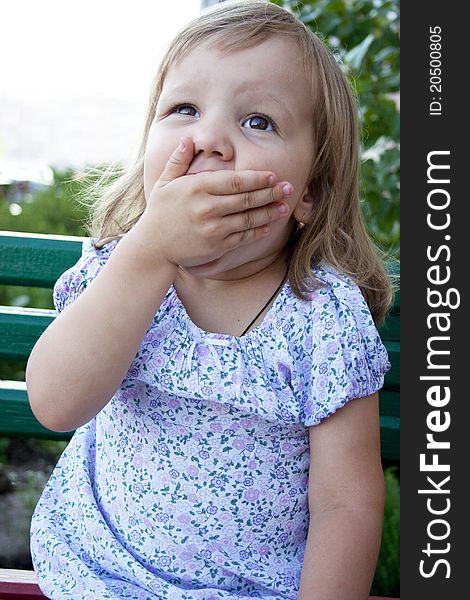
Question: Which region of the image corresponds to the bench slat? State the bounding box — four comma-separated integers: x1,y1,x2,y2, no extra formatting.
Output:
0,381,399,458
0,569,45,598
379,390,399,417
379,416,399,462
0,307,55,361
0,306,400,388
0,231,83,288
0,381,72,440
0,382,400,452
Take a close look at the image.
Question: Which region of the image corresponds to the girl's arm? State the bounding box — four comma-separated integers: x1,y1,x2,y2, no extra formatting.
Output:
26,233,178,432
298,393,385,600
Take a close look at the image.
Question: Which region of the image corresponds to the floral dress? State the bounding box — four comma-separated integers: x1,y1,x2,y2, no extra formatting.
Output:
30,238,390,599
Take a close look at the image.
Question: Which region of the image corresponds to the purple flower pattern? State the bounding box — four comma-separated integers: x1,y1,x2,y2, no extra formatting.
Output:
30,238,390,599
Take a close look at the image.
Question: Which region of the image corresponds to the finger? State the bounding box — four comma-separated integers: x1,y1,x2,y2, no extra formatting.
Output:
157,137,194,186
196,169,277,196
217,182,293,216
223,223,273,250
222,200,289,234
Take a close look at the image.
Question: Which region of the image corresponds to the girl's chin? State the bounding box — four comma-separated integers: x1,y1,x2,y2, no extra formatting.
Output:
181,261,219,276
180,248,256,280
179,234,285,280
180,255,236,278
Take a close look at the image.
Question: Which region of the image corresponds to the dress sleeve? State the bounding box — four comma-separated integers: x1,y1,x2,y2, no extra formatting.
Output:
296,268,391,427
52,238,117,314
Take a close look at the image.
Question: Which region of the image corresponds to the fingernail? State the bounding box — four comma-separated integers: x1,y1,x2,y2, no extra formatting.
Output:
278,203,288,215
267,175,275,186
282,184,293,196
179,138,186,152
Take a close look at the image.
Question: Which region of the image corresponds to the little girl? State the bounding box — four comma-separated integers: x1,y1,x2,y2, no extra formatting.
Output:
28,1,392,599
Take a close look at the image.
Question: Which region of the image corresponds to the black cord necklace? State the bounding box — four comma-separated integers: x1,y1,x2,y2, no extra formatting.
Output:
240,270,288,336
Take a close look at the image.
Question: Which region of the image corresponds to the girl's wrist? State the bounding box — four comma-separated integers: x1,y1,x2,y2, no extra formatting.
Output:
118,223,178,280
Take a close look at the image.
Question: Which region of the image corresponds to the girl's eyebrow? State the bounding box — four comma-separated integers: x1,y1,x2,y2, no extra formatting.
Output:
158,85,194,104
233,80,285,105
232,79,294,120
237,89,293,123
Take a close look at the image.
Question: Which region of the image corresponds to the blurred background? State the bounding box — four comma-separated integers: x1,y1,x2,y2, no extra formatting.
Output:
0,0,399,595
0,0,201,168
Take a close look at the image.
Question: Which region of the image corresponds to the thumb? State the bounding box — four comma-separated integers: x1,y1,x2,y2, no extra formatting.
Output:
157,137,194,187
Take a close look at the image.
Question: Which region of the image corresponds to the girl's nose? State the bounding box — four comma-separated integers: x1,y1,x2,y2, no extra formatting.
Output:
192,119,234,162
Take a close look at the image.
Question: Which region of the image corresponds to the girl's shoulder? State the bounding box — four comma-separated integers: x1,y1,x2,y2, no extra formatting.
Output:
282,261,390,382
283,262,374,334
309,262,364,302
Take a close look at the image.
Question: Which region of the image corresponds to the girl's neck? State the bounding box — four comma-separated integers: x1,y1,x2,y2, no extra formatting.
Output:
173,252,289,336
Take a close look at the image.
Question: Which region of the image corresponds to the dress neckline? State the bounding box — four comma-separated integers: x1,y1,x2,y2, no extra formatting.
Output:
170,277,289,341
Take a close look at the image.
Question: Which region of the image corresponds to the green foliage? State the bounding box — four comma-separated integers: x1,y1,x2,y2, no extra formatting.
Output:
372,467,400,596
273,0,400,252
0,169,89,237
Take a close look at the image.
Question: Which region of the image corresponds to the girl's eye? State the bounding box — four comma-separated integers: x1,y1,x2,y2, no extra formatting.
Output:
174,105,199,117
241,115,274,132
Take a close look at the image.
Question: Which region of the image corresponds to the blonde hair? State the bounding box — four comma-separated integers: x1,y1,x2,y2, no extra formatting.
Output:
86,0,393,324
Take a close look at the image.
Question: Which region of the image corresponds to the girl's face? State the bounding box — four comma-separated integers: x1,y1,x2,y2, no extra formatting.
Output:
144,35,315,278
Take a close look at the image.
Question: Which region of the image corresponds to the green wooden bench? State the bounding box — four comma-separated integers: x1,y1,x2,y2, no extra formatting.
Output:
0,231,84,442
0,230,400,598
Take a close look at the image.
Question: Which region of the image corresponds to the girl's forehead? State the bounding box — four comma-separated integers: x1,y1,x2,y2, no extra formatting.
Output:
164,35,310,90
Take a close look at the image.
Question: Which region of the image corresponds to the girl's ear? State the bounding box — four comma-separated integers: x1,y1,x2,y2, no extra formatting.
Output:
293,183,316,225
